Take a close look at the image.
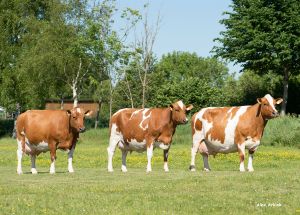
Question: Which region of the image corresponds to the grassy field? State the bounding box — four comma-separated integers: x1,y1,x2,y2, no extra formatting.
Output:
0,119,300,215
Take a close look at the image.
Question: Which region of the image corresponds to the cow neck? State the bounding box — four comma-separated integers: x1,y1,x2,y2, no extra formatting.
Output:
253,103,268,127
67,112,77,138
166,107,177,130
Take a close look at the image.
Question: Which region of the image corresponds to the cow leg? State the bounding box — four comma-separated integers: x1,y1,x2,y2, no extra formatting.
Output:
146,144,153,172
189,140,200,171
202,153,211,171
107,134,121,172
30,155,38,174
247,148,256,172
17,139,23,175
121,150,128,172
163,149,169,172
68,144,75,173
49,143,56,174
237,143,246,172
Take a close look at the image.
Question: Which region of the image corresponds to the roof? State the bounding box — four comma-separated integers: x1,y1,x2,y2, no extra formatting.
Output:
45,99,98,103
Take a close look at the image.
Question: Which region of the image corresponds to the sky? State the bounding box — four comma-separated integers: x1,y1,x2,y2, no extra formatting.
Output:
114,0,241,74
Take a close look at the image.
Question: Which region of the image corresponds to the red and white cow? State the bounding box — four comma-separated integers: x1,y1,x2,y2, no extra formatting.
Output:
107,101,193,172
190,94,282,172
16,107,92,174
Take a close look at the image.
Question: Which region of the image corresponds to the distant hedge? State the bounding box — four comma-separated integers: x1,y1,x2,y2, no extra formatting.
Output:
0,119,14,137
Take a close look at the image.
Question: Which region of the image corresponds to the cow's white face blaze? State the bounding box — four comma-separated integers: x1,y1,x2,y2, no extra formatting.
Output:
68,108,92,133
170,100,193,124
257,94,283,119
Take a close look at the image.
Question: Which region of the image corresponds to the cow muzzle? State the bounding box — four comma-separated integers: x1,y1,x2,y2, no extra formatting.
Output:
79,127,86,133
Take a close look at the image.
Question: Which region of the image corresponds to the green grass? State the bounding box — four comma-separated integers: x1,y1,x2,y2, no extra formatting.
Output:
0,121,300,215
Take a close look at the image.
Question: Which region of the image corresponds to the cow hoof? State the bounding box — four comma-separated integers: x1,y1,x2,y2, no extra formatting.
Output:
248,168,254,172
189,165,196,171
239,169,245,172
68,168,74,173
17,170,23,175
121,167,127,173
204,168,210,172
146,169,152,173
108,169,114,173
164,168,169,172
50,170,55,174
31,168,38,174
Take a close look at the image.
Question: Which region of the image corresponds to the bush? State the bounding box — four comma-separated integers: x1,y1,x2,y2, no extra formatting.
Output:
262,115,300,148
0,119,14,137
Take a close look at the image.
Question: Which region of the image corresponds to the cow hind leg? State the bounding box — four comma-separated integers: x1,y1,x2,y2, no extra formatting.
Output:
146,144,153,173
202,153,211,171
121,150,128,172
17,139,23,175
49,142,57,174
30,155,38,174
107,131,122,172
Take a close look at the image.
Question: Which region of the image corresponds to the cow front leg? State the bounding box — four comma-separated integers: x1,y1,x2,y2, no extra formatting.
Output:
30,155,38,174
49,143,56,174
17,139,23,175
163,149,169,172
189,141,200,171
237,143,246,172
146,144,153,172
68,144,75,173
121,150,128,172
248,148,257,172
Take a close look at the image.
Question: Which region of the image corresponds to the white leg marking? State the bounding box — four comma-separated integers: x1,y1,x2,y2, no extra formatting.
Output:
17,139,23,175
164,162,169,172
121,150,128,172
202,154,210,171
238,143,245,172
30,155,38,174
68,145,75,173
190,141,200,171
107,123,123,172
248,153,254,172
50,159,55,174
146,144,153,172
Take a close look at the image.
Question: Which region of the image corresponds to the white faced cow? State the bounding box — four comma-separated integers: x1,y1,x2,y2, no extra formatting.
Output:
107,100,193,172
190,94,283,172
16,107,92,174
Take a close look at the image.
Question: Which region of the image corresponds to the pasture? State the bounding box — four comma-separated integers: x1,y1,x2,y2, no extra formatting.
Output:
0,117,299,215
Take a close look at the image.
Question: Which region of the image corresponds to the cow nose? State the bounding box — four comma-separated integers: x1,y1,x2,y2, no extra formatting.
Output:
183,118,188,124
79,127,86,133
272,111,279,117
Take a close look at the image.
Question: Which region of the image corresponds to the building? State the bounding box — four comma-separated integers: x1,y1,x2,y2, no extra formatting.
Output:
45,99,100,119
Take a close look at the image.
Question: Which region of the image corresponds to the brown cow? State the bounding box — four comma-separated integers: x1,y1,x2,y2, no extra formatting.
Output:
190,94,283,172
107,101,193,172
16,107,92,174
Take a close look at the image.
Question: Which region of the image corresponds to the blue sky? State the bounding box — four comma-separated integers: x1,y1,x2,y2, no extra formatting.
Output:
114,0,241,74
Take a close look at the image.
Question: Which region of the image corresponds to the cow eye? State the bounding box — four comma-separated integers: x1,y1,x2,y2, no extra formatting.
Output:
264,103,268,106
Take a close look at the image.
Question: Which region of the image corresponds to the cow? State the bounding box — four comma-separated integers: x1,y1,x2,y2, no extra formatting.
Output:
16,107,92,174
189,94,283,172
107,100,193,172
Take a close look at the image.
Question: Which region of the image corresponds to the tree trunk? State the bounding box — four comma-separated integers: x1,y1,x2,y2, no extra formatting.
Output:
109,81,113,119
280,68,289,116
72,83,78,108
94,101,101,129
125,74,134,108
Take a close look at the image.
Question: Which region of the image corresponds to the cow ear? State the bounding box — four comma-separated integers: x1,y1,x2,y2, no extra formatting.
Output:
257,98,262,104
169,104,174,111
186,104,193,111
67,110,72,115
85,110,92,116
275,98,283,105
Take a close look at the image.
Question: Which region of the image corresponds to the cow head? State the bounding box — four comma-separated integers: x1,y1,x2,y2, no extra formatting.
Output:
257,94,283,119
170,100,193,124
67,107,92,133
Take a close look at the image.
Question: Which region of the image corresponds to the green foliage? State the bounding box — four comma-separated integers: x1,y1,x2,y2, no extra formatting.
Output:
0,119,14,137
263,115,300,148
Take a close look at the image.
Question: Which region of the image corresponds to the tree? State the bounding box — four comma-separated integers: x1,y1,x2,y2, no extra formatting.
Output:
213,0,300,115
